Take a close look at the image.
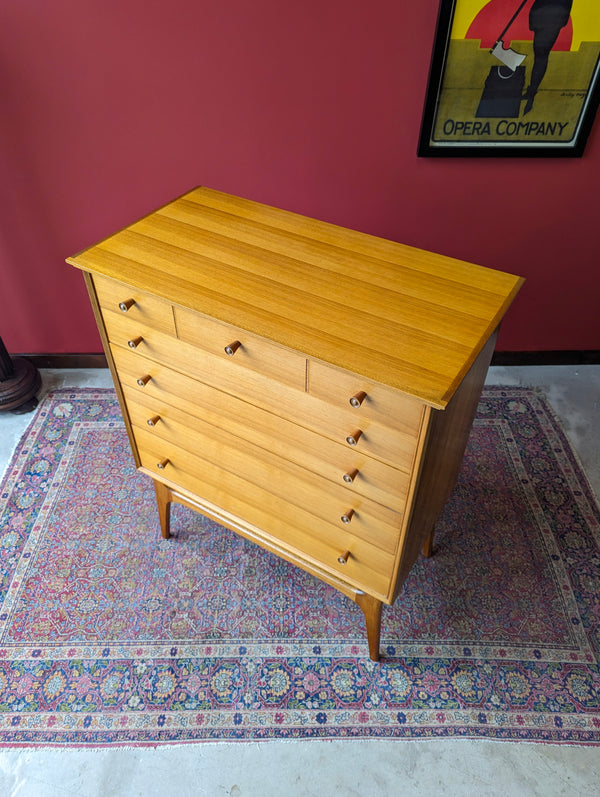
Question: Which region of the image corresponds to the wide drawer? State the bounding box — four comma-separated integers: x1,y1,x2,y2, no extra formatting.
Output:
129,405,402,554
108,332,421,470
308,359,424,436
93,274,176,336
174,305,307,389
136,432,396,599
102,309,307,393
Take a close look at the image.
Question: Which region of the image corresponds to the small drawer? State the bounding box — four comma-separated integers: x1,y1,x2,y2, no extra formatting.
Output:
308,402,422,471
174,305,306,389
93,274,176,336
308,359,424,436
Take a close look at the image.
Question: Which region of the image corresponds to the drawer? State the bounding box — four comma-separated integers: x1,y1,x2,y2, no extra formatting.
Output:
108,332,421,470
118,373,411,512
136,433,396,599
103,311,307,393
174,305,307,389
306,398,422,470
129,407,402,554
93,274,176,336
308,359,424,436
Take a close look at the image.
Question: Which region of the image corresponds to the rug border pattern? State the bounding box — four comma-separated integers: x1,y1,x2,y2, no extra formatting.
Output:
0,387,598,746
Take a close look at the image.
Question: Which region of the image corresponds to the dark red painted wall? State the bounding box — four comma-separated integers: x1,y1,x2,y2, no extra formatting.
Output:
1,1,598,354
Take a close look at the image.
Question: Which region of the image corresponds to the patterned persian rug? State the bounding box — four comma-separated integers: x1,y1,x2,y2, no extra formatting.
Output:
0,387,598,746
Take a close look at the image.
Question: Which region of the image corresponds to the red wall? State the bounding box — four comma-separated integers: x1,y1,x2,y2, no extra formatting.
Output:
1,0,598,354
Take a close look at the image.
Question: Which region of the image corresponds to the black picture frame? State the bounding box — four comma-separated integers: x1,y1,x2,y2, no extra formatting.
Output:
418,0,600,157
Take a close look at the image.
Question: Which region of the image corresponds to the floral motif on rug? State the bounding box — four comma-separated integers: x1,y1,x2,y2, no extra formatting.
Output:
0,387,598,745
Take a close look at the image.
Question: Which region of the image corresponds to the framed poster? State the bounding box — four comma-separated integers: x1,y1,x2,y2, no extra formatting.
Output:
418,0,600,156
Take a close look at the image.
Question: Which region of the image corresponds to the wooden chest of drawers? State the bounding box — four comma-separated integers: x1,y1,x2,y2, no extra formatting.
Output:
67,187,523,660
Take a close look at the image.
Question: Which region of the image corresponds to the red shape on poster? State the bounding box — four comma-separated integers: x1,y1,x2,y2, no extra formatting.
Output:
466,0,573,51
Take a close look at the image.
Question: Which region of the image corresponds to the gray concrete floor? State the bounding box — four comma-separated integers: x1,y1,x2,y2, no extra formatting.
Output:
0,366,599,796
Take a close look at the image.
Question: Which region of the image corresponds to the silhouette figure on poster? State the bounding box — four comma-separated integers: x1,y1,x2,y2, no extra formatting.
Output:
476,0,529,118
523,0,573,113
476,0,573,118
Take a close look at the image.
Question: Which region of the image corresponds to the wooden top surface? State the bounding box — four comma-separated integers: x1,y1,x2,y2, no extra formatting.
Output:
67,186,524,408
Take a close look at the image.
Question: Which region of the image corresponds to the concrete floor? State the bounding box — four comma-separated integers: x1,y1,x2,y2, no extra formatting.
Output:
0,365,599,796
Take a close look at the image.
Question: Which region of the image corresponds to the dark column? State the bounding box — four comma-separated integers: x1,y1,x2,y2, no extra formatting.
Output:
0,336,41,413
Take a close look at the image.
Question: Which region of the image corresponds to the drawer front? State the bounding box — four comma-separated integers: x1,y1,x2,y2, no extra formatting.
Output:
129,407,402,554
93,274,176,336
306,398,421,470
136,433,396,599
308,359,424,436
174,305,307,389
118,371,411,512
103,310,307,394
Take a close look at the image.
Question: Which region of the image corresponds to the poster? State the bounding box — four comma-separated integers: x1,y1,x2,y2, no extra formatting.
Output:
418,0,600,155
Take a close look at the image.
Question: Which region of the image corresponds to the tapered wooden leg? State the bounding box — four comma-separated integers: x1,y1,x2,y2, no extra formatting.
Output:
422,529,434,558
153,480,172,539
355,592,382,662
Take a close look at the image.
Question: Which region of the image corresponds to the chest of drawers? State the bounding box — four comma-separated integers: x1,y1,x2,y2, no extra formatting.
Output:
67,187,523,661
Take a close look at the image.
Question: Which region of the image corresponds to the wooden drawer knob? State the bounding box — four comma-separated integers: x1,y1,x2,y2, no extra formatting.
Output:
119,298,136,313
345,429,362,447
349,391,367,408
224,340,242,357
147,415,161,427
137,374,151,387
156,458,170,470
128,336,143,349
341,509,355,524
343,469,359,484
337,550,351,565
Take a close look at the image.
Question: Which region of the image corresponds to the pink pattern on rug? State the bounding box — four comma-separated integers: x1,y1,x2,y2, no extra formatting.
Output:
0,388,598,745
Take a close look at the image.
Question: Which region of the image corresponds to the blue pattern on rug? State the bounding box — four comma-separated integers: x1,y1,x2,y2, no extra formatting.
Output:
0,387,598,745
